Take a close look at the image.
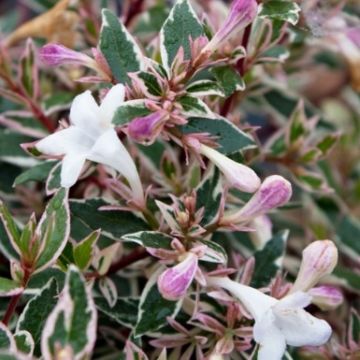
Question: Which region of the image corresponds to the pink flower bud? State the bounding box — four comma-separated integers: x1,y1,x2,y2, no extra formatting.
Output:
202,0,258,53
199,144,260,193
158,253,198,301
127,111,168,145
309,286,343,311
291,240,338,293
223,175,292,224
40,44,96,68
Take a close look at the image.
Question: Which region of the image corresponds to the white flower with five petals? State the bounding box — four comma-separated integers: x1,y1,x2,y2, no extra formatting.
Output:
35,84,144,206
207,277,332,360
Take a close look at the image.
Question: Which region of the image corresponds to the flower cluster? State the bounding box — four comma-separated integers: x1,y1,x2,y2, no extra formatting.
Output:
0,0,357,359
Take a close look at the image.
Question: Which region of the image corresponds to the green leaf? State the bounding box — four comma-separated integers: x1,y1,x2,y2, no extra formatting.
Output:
70,198,149,240
186,80,225,97
13,160,57,186
137,72,163,96
0,129,35,166
19,39,38,98
112,100,151,126
251,230,288,287
134,5,169,34
0,277,22,296
134,268,182,336
122,231,173,249
295,170,329,193
41,266,97,359
259,1,301,25
95,297,139,328
160,0,204,71
14,331,34,356
73,230,100,270
333,266,360,293
178,95,213,117
197,239,227,264
17,278,58,354
0,201,21,257
349,310,360,343
260,45,289,62
27,268,65,292
35,188,70,272
336,216,360,259
196,167,222,226
0,323,15,351
100,9,144,83
211,66,245,97
287,102,307,146
45,162,61,195
180,116,256,155
316,133,339,156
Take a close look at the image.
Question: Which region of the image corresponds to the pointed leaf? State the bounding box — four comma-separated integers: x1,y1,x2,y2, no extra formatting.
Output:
41,266,97,360
14,331,34,356
251,230,289,287
160,0,204,71
35,188,70,272
211,66,245,97
95,297,139,328
100,9,144,84
73,230,100,270
17,278,59,352
134,268,182,337
122,231,173,249
0,277,22,297
180,116,256,155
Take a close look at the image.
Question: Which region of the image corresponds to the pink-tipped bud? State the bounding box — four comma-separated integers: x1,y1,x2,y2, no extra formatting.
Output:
128,111,168,145
223,175,292,224
291,240,338,293
309,286,343,311
158,253,198,301
40,44,96,68
199,144,260,193
202,0,258,53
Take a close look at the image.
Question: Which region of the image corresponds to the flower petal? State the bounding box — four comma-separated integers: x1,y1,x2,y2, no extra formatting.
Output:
36,127,94,156
87,128,144,204
273,307,332,347
69,90,102,137
99,84,125,122
60,153,87,188
158,253,198,301
275,291,312,310
206,277,277,321
257,324,286,360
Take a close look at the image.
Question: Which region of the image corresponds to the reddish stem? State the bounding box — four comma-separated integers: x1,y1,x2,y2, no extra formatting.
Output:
0,70,55,132
220,24,253,117
108,247,148,274
2,268,31,325
236,24,252,76
2,293,22,326
124,0,144,27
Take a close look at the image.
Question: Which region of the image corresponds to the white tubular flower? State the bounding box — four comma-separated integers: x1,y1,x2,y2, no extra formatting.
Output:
35,85,144,206
207,277,332,360
199,144,260,193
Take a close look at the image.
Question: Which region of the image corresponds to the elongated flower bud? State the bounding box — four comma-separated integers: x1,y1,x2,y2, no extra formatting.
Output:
128,111,167,145
291,240,338,293
309,286,343,311
224,175,292,224
202,0,258,53
158,253,198,301
199,144,260,193
40,44,97,69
